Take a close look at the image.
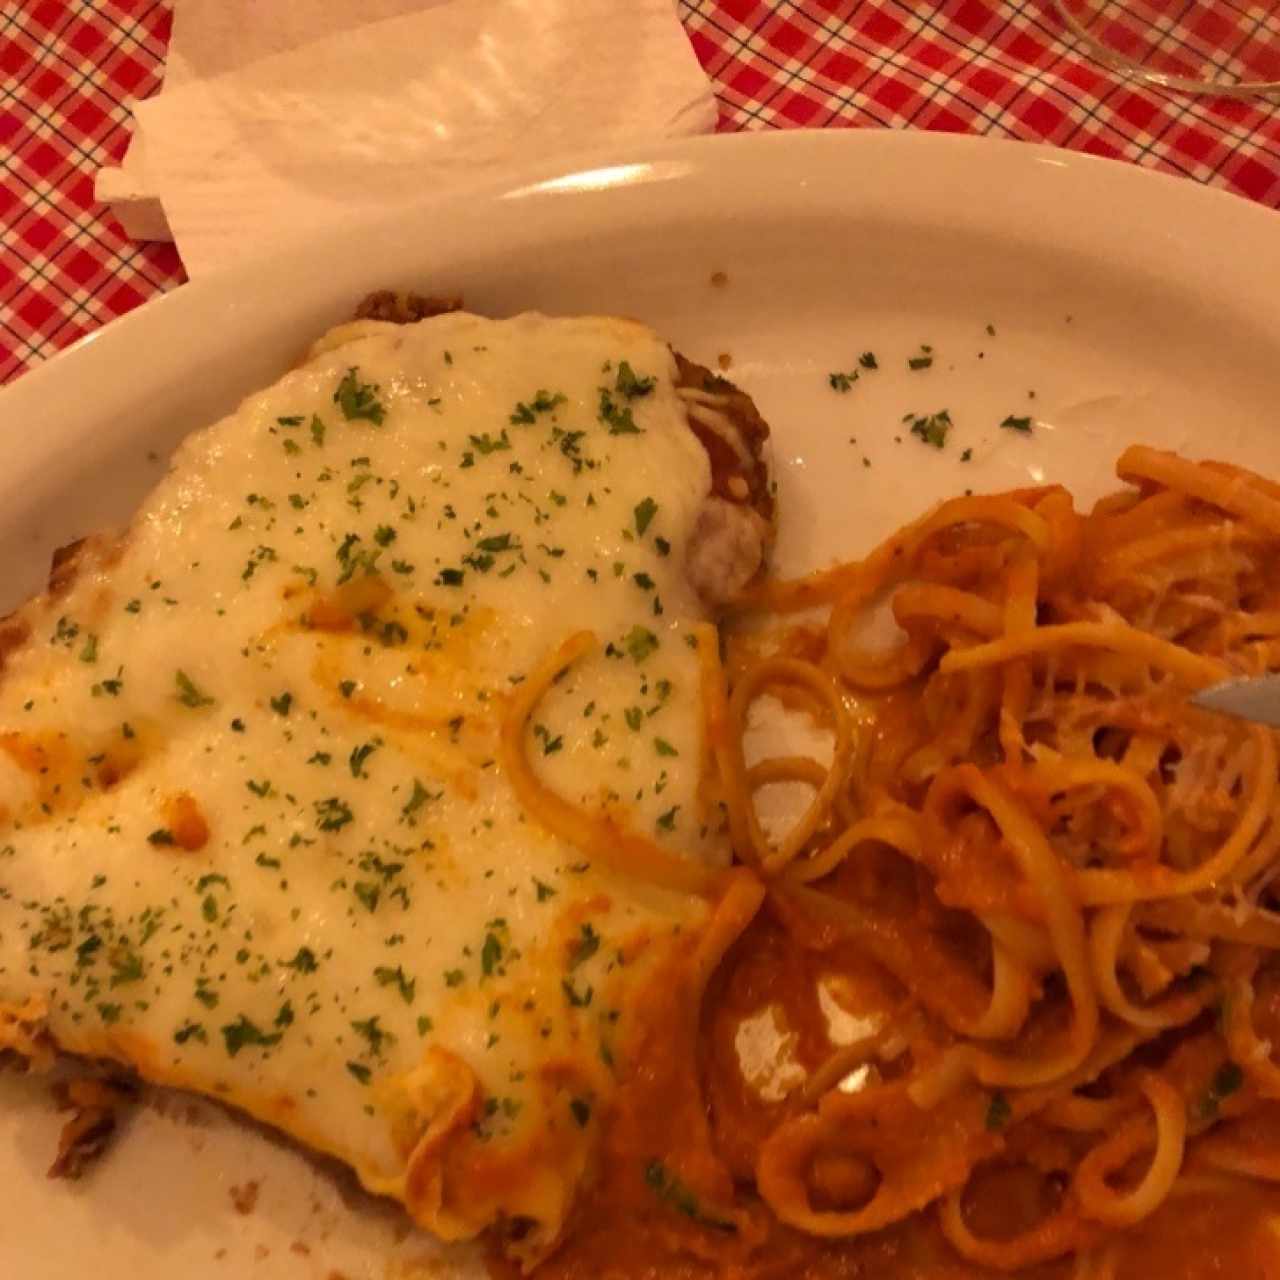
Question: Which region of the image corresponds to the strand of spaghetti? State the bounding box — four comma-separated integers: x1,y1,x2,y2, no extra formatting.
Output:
688,868,765,1003
1089,904,1207,1030
901,665,1000,786
727,657,855,875
1202,457,1280,502
1137,898,1280,948
1026,756,1164,861
758,1080,995,1239
1087,488,1190,548
1074,726,1276,904
937,1188,1094,1269
498,630,718,897
890,583,1004,638
1095,520,1262,581
964,938,1036,1040
938,620,1229,687
982,911,1057,970
1117,446,1280,536
747,755,831,790
1220,798,1280,889
799,1027,892,1104
692,623,723,829
1072,1072,1186,1226
999,549,1038,763
743,493,1049,613
785,810,923,885
1042,1092,1135,1133
910,766,1098,1100
1223,970,1280,1098
694,621,756,863
1195,1134,1280,1181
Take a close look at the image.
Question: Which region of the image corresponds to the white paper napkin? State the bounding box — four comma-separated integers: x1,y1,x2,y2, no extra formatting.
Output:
100,0,716,278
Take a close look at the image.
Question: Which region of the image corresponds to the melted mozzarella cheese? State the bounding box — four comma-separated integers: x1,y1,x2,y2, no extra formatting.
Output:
0,313,726,1260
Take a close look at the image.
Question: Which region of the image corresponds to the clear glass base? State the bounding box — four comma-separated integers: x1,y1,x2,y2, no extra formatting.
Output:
1053,0,1280,96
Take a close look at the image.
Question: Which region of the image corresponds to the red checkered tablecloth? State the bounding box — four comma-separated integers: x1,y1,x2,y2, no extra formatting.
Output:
5,0,1280,385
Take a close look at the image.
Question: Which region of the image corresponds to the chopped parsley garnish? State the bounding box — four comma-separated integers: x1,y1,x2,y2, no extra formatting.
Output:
985,1091,1012,1131
147,828,176,846
1000,414,1033,433
481,931,504,977
1197,1062,1244,1120
347,1061,372,1085
351,1015,393,1056
435,568,465,587
349,740,379,778
908,345,934,370
175,669,214,708
858,351,878,370
510,389,567,423
269,691,292,716
569,1098,592,1128
570,923,600,969
469,430,511,456
314,796,353,831
562,978,593,1008
905,409,952,449
643,1160,735,1232
615,361,655,398
654,737,679,757
634,497,658,536
334,368,386,425
828,370,858,393
374,965,416,1004
599,388,642,435
400,778,435,824
221,1015,283,1057
623,626,659,664
283,947,318,973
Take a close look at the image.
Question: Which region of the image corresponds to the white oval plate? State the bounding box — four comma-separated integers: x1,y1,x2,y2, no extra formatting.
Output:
3,130,1280,1279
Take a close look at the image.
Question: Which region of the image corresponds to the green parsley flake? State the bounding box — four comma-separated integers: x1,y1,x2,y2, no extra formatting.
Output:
634,497,658,537
334,368,386,425
905,410,952,450
221,1015,283,1057
175,669,214,708
623,626,659,664
985,1091,1012,1131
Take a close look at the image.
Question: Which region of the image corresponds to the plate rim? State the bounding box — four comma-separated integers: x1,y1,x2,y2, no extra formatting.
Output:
8,128,1280,404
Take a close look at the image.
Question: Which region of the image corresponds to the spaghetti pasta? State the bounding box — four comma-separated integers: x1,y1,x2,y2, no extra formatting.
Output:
518,450,1280,1280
